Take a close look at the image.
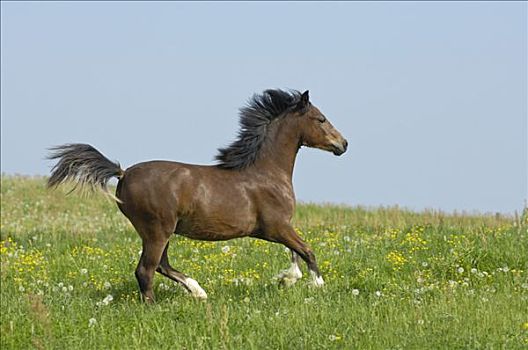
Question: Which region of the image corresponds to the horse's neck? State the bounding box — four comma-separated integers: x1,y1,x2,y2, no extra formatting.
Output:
252,122,300,182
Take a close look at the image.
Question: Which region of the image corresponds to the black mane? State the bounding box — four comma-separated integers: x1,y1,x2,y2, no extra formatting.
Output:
215,89,302,169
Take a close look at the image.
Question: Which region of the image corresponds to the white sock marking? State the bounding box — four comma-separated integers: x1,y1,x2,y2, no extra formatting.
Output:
185,278,208,299
310,270,325,287
279,263,302,279
276,262,303,287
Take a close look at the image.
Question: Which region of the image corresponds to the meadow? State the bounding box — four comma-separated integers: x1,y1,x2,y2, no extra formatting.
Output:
1,176,527,349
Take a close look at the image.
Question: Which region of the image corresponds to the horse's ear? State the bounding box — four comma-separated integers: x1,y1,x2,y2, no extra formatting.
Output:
297,90,310,110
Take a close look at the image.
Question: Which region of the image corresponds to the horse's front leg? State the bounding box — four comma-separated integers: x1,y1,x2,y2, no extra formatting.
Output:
276,249,303,287
269,225,324,287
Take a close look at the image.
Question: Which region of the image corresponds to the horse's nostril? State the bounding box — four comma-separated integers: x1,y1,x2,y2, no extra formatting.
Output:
343,139,348,150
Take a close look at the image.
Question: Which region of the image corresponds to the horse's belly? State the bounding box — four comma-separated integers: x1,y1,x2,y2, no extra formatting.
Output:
175,199,257,240
175,216,255,240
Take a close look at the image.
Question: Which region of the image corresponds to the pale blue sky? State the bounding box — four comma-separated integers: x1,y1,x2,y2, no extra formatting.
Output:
1,1,526,214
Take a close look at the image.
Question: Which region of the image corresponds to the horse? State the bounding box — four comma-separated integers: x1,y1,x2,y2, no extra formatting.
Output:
47,89,348,303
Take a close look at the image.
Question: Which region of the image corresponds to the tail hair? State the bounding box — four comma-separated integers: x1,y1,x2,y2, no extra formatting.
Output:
47,143,124,202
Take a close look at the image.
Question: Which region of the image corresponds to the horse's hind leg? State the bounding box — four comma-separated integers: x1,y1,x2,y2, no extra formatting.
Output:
276,249,303,287
136,239,166,303
156,242,208,299
134,223,172,303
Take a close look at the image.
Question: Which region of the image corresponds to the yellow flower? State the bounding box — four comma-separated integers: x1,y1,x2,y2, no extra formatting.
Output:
386,251,407,270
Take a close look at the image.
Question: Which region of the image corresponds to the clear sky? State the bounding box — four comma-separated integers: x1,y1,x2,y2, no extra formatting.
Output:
1,1,526,214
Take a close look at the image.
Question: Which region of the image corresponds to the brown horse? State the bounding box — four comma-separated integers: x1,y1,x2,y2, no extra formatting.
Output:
48,89,347,302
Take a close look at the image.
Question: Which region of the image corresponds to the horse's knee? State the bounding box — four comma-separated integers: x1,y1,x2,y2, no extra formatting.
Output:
306,249,316,262
302,249,317,266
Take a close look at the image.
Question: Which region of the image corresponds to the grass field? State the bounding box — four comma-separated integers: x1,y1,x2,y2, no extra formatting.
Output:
1,176,527,349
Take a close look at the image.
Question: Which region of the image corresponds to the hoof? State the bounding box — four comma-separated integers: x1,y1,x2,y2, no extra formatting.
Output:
142,295,156,304
276,263,302,280
278,276,298,288
309,271,325,287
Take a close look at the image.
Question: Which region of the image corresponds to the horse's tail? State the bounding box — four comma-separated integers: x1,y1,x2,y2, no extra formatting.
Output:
47,143,124,203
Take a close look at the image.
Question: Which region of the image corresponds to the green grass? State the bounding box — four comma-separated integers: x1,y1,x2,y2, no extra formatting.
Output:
1,176,527,349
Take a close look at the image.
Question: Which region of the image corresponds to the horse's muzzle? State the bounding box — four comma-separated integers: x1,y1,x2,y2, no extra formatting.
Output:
332,139,348,156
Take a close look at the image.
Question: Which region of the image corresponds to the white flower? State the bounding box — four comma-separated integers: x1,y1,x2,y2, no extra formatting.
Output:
352,289,360,296
304,297,314,304
101,294,113,305
221,246,230,254
417,277,424,284
159,283,170,291
470,268,478,274
62,287,68,293
80,268,88,275
58,282,64,288
457,267,464,274
88,318,97,327
328,335,339,341
417,319,424,325
68,285,74,291
502,266,509,272
343,236,351,242
421,262,429,267
375,291,382,297
103,281,112,290
18,285,25,292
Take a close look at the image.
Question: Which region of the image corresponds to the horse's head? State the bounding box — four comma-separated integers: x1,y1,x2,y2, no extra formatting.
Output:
292,91,348,156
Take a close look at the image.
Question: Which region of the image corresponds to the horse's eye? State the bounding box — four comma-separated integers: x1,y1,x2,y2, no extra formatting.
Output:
318,116,326,123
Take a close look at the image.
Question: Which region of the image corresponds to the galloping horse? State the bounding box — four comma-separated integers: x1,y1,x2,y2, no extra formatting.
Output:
48,89,347,302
